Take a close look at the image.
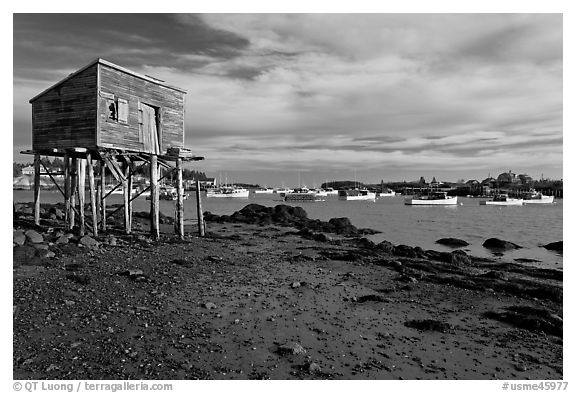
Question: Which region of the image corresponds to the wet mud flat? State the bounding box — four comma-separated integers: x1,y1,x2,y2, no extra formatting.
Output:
13,203,562,379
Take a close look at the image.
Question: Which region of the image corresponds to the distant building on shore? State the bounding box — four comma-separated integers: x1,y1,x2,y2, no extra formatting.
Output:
21,166,35,176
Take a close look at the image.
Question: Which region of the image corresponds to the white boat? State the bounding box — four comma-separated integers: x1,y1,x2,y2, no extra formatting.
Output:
338,189,377,201
281,187,315,197
378,188,397,197
206,186,250,198
405,191,458,205
146,186,188,201
312,188,328,197
322,187,339,196
522,190,554,204
479,193,523,206
254,187,274,194
274,187,294,195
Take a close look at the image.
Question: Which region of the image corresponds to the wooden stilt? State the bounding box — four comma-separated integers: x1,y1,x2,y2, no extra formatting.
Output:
100,160,106,232
123,161,132,234
69,158,77,231
175,158,184,239
87,152,98,237
64,154,71,228
33,154,41,225
196,179,205,237
150,154,160,239
77,158,86,236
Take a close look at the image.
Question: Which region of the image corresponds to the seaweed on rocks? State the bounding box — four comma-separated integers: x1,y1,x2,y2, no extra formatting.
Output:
484,306,562,337
203,204,381,237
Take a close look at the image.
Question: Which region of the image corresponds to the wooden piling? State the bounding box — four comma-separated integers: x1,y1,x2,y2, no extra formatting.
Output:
123,162,132,234
175,158,184,239
87,152,98,237
196,179,205,237
150,154,160,239
33,154,41,225
100,160,107,232
77,158,86,236
64,154,71,228
69,158,78,231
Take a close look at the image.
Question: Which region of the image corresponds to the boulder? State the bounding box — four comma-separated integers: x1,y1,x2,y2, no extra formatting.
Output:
436,238,469,247
24,229,44,244
542,241,562,252
79,235,99,248
202,302,217,310
393,244,419,258
56,235,70,244
376,240,395,254
356,237,376,249
49,207,65,220
277,342,307,356
482,238,522,250
13,230,26,246
448,250,471,265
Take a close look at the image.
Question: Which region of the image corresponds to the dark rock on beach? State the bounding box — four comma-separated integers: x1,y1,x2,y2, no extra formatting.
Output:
436,238,469,247
542,241,562,253
204,204,381,237
482,238,522,250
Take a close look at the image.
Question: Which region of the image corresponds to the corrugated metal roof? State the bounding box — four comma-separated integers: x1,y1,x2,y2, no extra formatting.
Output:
29,58,187,103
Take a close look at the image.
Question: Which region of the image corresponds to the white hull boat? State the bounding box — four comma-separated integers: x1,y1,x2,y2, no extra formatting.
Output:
480,194,523,206
405,191,457,205
522,190,554,204
206,187,250,198
254,188,274,194
378,189,397,197
338,189,377,201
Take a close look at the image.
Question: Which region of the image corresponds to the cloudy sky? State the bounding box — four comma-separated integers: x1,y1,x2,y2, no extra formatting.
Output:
13,14,562,186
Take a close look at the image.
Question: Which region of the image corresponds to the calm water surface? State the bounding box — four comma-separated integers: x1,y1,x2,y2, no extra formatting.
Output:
14,190,563,270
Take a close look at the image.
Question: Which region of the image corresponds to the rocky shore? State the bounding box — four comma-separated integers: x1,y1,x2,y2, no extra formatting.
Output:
13,202,563,379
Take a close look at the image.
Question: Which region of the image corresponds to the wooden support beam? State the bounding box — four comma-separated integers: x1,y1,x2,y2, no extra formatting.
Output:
87,153,98,237
77,158,86,236
175,158,184,239
69,158,77,231
123,161,132,234
64,154,71,228
33,154,41,225
100,160,106,232
150,154,160,239
196,179,205,237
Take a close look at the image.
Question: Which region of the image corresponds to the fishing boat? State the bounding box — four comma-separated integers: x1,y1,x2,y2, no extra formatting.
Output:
206,186,250,198
322,187,339,196
378,188,396,197
404,191,457,205
146,186,188,201
274,187,294,195
338,189,377,201
254,187,275,194
280,187,315,197
479,193,523,206
521,190,554,204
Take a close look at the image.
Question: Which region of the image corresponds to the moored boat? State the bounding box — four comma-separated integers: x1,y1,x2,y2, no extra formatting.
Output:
378,188,396,197
338,189,377,201
479,193,523,206
254,187,274,194
522,190,554,204
404,191,457,205
206,186,249,198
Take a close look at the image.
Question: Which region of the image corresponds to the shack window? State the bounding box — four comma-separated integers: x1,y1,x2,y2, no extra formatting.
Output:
117,98,129,124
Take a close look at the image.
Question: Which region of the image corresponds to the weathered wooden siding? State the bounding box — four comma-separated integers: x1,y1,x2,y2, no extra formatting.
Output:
98,64,185,154
31,65,98,150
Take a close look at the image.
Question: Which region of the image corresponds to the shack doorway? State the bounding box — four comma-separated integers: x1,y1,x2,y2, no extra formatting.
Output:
140,103,160,154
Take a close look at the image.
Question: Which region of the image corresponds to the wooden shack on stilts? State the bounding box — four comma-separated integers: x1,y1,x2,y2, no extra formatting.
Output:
23,59,203,239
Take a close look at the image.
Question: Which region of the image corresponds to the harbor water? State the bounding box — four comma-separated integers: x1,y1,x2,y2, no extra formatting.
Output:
13,190,563,270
